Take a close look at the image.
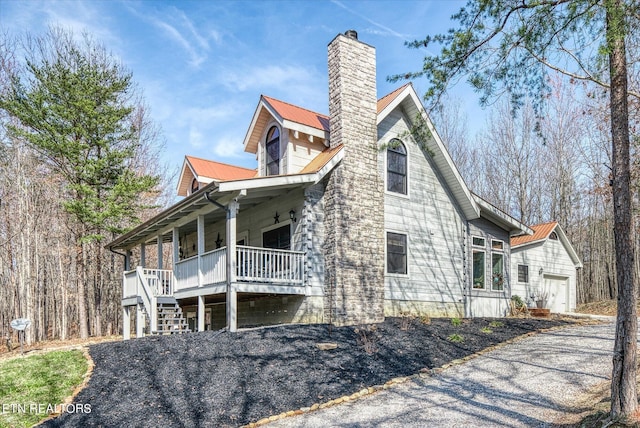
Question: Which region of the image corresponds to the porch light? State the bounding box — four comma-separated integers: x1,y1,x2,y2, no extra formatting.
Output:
539,268,544,275
289,209,297,222
274,212,280,224
215,233,223,249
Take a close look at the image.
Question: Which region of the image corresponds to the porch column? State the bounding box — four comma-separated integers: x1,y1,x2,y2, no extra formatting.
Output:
157,235,163,269
172,228,180,266
226,200,239,332
136,305,145,337
140,243,146,268
123,307,130,340
197,215,205,287
198,296,205,332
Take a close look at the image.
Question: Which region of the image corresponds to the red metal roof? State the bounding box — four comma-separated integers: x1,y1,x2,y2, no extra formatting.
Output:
377,83,411,114
186,156,256,181
260,85,409,134
511,221,558,247
262,96,330,132
299,144,343,174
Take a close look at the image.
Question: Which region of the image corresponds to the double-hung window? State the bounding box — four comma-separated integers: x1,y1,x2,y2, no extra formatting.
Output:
387,232,407,274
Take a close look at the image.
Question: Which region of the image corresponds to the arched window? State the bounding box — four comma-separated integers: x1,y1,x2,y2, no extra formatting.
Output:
549,231,558,240
265,126,280,176
190,178,199,194
387,139,407,194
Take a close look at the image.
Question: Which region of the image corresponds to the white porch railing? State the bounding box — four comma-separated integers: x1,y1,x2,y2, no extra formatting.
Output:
174,255,199,291
123,246,305,301
236,245,305,285
201,247,227,285
122,267,173,332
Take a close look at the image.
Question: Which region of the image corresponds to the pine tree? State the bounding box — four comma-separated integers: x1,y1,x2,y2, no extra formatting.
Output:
0,28,159,339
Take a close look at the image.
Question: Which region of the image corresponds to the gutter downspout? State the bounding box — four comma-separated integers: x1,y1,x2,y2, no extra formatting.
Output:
109,246,130,271
204,191,237,332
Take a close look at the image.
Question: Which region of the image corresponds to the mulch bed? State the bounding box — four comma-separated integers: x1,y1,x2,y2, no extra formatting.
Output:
41,317,570,428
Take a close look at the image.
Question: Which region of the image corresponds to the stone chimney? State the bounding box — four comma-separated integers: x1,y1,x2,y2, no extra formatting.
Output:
324,30,385,325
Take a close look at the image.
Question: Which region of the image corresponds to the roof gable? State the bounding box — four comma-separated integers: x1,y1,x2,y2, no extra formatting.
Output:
511,221,558,247
511,221,582,268
177,156,256,196
243,96,330,154
377,83,481,220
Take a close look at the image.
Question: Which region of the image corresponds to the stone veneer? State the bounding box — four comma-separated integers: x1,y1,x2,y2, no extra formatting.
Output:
323,31,385,325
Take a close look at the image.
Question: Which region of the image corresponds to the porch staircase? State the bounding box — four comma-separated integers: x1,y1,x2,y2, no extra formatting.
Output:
152,299,190,335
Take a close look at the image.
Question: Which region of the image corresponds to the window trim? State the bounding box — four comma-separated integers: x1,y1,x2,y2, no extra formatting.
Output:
260,220,292,250
472,249,486,289
517,264,529,284
491,252,505,291
385,139,409,198
472,236,485,248
491,239,504,251
265,125,281,176
385,230,408,276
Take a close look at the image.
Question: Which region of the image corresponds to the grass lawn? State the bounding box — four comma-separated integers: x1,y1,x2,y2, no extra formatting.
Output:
0,350,88,428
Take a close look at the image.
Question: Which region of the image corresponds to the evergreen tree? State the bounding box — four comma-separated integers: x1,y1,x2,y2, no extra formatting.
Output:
0,28,159,339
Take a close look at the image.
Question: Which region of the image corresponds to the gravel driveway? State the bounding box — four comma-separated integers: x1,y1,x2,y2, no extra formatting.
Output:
269,321,616,427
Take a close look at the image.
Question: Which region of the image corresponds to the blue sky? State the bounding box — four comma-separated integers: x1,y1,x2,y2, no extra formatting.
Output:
1,0,481,177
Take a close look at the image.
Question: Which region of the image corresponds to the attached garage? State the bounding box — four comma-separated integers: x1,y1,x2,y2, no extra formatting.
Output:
510,222,582,313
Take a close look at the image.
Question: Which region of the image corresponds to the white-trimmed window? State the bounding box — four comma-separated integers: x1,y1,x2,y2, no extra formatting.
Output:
386,232,407,274
265,126,280,176
472,250,485,289
387,139,407,195
518,265,529,283
491,240,504,250
472,236,485,247
262,223,290,250
492,253,504,291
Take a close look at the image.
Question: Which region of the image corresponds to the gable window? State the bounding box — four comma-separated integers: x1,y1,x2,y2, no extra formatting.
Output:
518,265,529,283
263,224,290,250
387,232,407,274
492,253,504,291
549,231,558,240
190,178,199,194
265,126,280,176
387,139,407,194
472,250,485,289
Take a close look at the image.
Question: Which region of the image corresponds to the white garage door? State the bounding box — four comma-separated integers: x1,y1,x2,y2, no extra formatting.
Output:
543,275,568,313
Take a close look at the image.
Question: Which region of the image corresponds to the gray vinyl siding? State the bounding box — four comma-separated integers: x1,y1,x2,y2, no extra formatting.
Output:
467,217,511,317
511,238,577,311
378,109,466,305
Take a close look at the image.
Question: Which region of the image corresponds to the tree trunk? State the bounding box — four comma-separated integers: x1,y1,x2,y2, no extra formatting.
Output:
607,0,637,419
77,242,89,339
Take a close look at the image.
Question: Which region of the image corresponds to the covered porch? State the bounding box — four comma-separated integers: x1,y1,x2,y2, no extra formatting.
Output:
111,176,319,339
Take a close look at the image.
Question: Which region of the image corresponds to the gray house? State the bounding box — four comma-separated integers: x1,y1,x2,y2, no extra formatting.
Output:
108,30,533,339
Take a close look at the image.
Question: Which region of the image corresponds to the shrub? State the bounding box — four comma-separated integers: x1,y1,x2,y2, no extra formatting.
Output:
448,333,464,343
489,320,504,328
481,327,493,334
451,317,462,326
511,295,525,309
